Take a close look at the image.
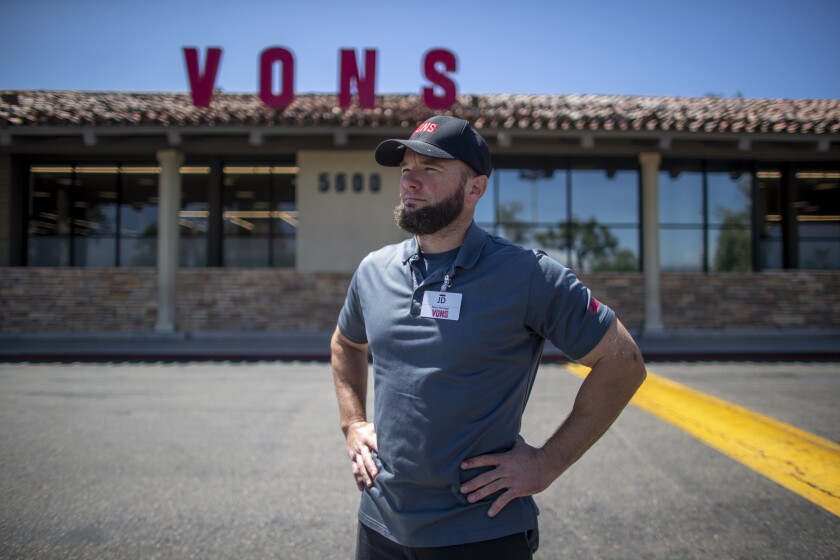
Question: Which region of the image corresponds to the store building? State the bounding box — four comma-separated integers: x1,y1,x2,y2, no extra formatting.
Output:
1,90,838,335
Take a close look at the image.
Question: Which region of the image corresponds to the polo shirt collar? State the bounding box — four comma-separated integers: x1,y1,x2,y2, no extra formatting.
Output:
400,222,487,270
453,222,486,270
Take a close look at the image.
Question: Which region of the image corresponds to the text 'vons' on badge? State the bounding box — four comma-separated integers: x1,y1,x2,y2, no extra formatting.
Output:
420,291,462,321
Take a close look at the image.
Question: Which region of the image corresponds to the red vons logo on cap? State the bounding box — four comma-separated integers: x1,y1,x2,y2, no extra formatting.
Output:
588,297,601,313
413,123,438,134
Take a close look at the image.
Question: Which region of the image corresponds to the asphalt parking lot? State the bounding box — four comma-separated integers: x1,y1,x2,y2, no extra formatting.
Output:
0,360,838,559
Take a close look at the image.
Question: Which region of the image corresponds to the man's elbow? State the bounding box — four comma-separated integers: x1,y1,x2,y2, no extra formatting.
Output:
330,327,343,353
331,326,369,358
617,330,646,386
628,350,647,389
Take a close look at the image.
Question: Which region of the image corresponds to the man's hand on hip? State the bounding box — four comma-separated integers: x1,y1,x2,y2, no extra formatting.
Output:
459,437,555,517
345,421,379,490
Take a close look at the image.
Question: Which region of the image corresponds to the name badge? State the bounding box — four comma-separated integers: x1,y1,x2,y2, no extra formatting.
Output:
420,291,462,321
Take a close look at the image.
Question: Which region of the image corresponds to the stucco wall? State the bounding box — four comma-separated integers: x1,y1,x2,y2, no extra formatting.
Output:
296,150,407,273
2,268,838,334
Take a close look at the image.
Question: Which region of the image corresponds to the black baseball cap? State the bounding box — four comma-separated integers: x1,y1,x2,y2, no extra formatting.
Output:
374,116,492,177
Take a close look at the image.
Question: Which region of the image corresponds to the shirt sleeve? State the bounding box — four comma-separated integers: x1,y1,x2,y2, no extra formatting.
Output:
524,251,615,361
337,267,368,345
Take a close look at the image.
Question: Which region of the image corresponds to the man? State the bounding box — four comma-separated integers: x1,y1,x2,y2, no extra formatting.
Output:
331,115,646,559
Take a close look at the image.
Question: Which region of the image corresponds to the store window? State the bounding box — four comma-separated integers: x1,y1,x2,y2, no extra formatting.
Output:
28,165,121,266
476,162,640,272
222,165,297,267
756,170,783,269
180,168,211,267
659,163,703,271
272,171,297,268
796,169,840,269
489,168,566,249
706,166,752,272
570,168,639,272
27,164,209,267
73,166,119,266
28,166,73,266
659,161,753,272
119,167,158,266
756,167,839,270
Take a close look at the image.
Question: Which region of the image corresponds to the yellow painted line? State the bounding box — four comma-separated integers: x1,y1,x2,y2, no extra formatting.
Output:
565,363,840,517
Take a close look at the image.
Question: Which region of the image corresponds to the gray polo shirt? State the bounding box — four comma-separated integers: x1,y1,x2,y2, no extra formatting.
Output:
338,222,614,548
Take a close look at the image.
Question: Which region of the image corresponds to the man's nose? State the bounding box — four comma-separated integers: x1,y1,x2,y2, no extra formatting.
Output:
400,170,422,190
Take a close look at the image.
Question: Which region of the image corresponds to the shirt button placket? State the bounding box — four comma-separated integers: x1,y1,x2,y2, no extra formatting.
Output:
410,290,422,316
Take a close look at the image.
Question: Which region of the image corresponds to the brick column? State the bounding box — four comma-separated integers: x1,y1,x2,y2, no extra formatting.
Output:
155,149,184,333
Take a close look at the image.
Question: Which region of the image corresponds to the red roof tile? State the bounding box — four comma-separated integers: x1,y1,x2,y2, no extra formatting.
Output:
1,90,839,135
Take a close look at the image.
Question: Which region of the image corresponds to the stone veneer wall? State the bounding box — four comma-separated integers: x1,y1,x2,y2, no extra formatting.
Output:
577,273,645,330
174,269,350,333
1,268,159,332
581,271,840,331
1,268,838,333
0,268,352,334
660,271,840,330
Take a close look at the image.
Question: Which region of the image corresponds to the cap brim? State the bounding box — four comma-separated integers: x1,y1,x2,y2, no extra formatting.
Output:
374,139,456,167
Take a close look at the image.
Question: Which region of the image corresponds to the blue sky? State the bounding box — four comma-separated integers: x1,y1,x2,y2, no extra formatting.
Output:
1,0,838,100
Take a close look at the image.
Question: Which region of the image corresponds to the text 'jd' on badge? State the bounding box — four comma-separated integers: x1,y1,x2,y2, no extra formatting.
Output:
420,291,462,321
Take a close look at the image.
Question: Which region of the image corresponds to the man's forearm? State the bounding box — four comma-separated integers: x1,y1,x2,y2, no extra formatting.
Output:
457,329,645,517
330,327,371,433
541,363,644,478
541,321,646,480
331,327,380,489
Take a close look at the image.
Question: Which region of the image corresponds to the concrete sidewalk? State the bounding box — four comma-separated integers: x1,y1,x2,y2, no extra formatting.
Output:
0,329,837,362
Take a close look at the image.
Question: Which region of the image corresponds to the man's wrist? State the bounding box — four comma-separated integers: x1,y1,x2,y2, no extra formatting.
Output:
539,441,573,481
342,418,368,436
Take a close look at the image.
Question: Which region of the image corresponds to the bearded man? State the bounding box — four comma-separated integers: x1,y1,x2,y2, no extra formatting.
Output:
331,115,646,560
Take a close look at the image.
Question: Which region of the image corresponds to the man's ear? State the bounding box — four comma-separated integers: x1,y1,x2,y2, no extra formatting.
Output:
467,175,488,201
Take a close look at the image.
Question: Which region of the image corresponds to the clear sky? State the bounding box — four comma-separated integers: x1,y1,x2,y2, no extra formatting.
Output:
1,0,838,100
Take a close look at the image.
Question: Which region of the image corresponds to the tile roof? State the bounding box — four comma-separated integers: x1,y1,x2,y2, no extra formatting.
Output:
1,90,839,135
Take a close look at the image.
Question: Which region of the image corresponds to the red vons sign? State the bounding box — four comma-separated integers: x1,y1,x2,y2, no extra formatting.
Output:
183,47,458,110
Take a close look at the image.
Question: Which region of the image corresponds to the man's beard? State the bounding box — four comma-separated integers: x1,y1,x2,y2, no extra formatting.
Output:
394,183,465,236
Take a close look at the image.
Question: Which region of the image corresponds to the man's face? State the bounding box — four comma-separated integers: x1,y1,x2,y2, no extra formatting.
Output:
394,151,472,236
